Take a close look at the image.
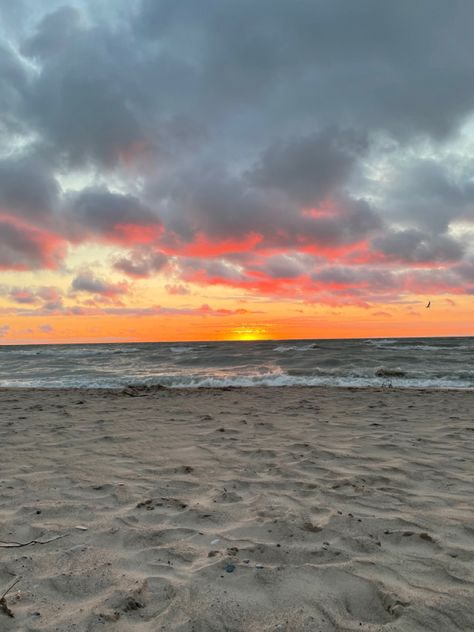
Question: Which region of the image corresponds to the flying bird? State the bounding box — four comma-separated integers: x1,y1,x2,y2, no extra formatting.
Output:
425,301,431,308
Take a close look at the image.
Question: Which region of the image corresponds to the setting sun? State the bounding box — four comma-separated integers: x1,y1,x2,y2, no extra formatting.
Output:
229,326,270,341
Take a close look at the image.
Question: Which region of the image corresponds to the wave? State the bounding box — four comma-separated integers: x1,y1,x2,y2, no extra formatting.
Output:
0,346,140,357
365,340,472,352
274,343,320,353
1,370,471,390
365,339,398,346
169,346,197,354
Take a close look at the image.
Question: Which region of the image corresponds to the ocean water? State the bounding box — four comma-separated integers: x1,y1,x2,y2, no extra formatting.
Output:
0,337,472,390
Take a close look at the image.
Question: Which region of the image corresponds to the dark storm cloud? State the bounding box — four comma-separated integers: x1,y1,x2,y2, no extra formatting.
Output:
20,6,149,167
312,266,397,291
21,6,82,59
158,159,380,250
9,0,474,172
251,128,367,206
380,158,474,232
0,0,473,301
67,188,160,243
454,260,474,283
372,229,465,264
0,157,59,219
138,0,474,139
0,42,29,136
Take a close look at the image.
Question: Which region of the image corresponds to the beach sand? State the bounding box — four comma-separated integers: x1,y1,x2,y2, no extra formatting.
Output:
0,386,473,631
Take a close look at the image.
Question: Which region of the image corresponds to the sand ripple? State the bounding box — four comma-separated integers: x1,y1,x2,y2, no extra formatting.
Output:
0,386,473,630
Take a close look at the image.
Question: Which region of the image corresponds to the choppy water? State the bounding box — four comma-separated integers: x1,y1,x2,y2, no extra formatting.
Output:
0,337,472,389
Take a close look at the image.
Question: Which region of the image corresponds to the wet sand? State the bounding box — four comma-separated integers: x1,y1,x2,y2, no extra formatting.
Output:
0,386,473,631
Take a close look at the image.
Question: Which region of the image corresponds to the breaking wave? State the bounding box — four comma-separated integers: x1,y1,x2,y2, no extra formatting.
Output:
0,337,471,390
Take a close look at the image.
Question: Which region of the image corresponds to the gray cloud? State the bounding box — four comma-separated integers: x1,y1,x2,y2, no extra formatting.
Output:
7,0,474,175
0,0,473,302
379,158,474,233
114,249,168,277
137,0,474,140
165,284,190,295
312,266,397,291
71,272,128,297
0,218,64,270
67,188,160,243
373,229,465,263
5,286,63,311
0,157,59,220
251,128,366,206
158,160,380,250
254,254,309,280
0,42,28,138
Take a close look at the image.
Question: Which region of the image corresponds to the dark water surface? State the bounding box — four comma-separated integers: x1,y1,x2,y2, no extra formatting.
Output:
0,337,472,389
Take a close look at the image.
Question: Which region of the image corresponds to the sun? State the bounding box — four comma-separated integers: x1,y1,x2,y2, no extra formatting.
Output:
229,326,269,341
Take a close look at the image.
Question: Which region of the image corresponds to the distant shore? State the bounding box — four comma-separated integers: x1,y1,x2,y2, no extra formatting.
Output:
1,386,473,631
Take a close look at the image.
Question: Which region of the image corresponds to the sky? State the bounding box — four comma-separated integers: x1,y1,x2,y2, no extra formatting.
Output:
0,0,473,344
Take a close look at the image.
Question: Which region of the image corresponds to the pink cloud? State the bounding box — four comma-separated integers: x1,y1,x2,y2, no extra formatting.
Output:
0,215,66,271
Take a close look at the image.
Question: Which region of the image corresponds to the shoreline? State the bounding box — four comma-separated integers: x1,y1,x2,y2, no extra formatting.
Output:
1,386,473,630
0,384,473,393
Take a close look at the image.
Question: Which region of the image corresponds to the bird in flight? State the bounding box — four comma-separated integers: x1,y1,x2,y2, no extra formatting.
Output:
426,301,431,308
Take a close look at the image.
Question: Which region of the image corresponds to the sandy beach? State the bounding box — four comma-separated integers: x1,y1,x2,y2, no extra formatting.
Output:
0,386,473,631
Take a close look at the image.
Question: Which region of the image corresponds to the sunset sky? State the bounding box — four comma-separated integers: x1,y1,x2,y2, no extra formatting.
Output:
0,0,473,344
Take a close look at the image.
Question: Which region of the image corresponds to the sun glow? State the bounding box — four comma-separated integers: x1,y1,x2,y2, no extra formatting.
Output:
229,326,269,341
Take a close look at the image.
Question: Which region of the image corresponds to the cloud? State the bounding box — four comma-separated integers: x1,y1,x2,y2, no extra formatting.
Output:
67,188,161,244
157,160,380,253
0,216,66,270
0,156,59,221
4,285,63,310
21,7,148,167
137,0,474,139
114,249,168,278
0,42,28,138
165,284,190,295
372,229,464,264
0,324,10,337
103,303,257,317
9,288,37,304
71,272,128,298
251,128,367,205
252,254,310,279
0,1,473,313
376,157,474,233
22,6,82,59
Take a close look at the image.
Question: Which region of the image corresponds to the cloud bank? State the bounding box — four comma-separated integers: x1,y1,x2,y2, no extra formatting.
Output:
0,0,473,321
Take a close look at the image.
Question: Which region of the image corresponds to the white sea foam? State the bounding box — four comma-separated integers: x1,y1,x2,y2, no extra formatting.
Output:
0,370,471,390
0,338,471,390
170,346,197,354
273,344,319,353
364,339,471,352
365,338,398,346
